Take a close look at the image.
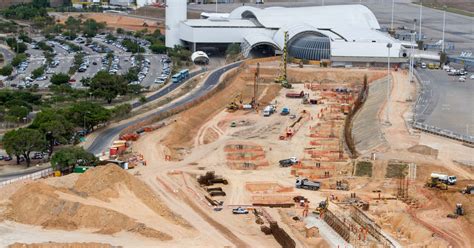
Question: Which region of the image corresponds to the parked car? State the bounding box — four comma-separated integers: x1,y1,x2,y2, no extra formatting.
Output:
232,207,249,214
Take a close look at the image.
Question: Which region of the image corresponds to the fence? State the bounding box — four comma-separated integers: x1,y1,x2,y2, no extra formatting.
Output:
0,168,54,188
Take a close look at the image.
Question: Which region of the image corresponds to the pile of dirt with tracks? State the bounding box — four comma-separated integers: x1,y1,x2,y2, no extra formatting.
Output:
1,164,192,239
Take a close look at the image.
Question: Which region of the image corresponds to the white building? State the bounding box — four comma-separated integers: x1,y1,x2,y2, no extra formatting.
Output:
167,2,410,64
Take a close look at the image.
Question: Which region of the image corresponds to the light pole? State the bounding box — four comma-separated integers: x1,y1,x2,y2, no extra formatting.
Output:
386,43,392,125
391,0,395,31
441,6,446,52
322,0,324,6
409,19,416,83
419,0,423,41
215,0,218,13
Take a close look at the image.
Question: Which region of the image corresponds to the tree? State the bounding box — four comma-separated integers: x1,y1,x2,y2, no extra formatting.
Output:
6,37,27,53
105,33,116,41
11,53,27,67
150,43,167,54
116,28,124,34
0,64,13,76
3,128,46,167
123,67,139,83
89,71,128,104
226,43,240,56
50,73,70,85
51,147,96,172
6,105,29,122
31,66,45,79
67,102,111,132
31,108,75,154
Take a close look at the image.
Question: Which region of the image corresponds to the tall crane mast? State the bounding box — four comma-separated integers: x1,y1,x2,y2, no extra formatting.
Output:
252,62,260,109
275,31,292,88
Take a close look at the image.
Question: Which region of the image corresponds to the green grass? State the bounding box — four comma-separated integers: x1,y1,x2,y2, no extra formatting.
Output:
386,163,408,178
355,161,373,177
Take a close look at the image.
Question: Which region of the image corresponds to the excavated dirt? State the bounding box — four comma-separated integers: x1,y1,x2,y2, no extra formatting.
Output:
1,165,192,241
408,145,439,158
8,242,114,248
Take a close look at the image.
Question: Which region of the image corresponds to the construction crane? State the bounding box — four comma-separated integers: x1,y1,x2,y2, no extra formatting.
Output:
275,31,292,89
251,63,260,109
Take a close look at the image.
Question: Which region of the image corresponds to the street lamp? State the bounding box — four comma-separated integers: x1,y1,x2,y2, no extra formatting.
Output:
386,43,392,125
419,0,423,41
441,5,447,52
390,0,395,31
409,19,417,83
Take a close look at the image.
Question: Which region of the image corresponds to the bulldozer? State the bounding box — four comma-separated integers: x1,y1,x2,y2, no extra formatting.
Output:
425,177,448,190
313,197,329,215
461,184,474,194
227,93,242,112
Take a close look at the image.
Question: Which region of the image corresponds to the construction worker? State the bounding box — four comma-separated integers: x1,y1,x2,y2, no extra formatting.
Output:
302,201,309,217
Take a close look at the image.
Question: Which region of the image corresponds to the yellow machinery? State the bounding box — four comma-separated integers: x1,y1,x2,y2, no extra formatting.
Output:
313,197,329,215
227,93,242,112
275,31,292,89
425,177,448,190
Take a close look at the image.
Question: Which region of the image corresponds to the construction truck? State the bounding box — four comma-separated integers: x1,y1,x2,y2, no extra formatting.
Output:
263,105,276,117
431,173,457,185
295,178,320,191
279,157,298,167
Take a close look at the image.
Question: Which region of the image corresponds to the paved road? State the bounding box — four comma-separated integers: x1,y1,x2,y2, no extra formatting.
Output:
415,69,474,137
87,62,241,155
0,46,14,63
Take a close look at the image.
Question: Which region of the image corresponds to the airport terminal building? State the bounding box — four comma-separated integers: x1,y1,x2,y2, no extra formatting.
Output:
166,1,410,66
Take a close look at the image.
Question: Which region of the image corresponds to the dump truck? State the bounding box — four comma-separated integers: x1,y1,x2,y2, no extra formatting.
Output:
295,178,320,191
286,91,304,98
279,157,298,167
431,173,457,185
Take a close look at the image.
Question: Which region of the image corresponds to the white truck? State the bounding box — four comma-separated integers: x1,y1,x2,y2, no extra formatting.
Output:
263,105,276,117
431,173,457,185
279,157,298,167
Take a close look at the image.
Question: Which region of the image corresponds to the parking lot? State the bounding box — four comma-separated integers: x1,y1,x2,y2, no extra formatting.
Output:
3,34,169,90
415,68,474,137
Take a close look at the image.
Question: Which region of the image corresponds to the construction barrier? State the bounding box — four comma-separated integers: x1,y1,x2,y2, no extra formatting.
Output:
0,168,54,188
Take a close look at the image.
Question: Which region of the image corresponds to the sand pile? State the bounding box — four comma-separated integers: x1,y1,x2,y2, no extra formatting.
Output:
2,165,192,240
9,242,114,248
408,145,439,158
73,165,191,228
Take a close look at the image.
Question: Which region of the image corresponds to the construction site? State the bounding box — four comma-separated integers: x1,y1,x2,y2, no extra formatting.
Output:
1,5,474,246
1,49,473,247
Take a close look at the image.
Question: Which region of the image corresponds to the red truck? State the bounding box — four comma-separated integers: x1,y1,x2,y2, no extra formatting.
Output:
286,91,305,98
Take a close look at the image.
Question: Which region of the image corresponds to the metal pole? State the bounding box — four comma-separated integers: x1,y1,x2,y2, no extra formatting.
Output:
419,1,422,41
215,0,217,13
442,10,446,52
322,0,324,6
391,0,394,30
409,19,416,83
386,43,392,124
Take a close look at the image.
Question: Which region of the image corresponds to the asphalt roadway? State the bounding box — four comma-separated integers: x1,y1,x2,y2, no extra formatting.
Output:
86,62,242,155
415,69,474,137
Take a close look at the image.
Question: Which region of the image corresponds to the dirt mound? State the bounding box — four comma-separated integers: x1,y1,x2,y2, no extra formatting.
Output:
408,145,439,158
9,242,114,248
2,165,193,240
73,165,191,228
4,181,170,240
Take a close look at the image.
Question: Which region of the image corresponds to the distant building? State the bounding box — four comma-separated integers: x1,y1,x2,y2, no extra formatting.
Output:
109,0,135,7
167,2,411,65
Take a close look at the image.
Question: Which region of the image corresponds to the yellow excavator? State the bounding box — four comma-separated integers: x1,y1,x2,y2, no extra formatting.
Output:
425,177,448,190
227,93,243,112
275,31,292,89
313,197,329,215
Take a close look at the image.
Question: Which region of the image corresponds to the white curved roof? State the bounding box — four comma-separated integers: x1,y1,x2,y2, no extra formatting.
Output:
229,4,380,30
191,51,209,62
273,23,327,49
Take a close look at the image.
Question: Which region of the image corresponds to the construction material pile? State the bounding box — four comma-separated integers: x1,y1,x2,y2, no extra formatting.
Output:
1,165,191,240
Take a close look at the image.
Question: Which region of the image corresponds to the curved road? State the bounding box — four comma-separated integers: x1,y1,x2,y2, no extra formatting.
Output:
87,61,242,155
